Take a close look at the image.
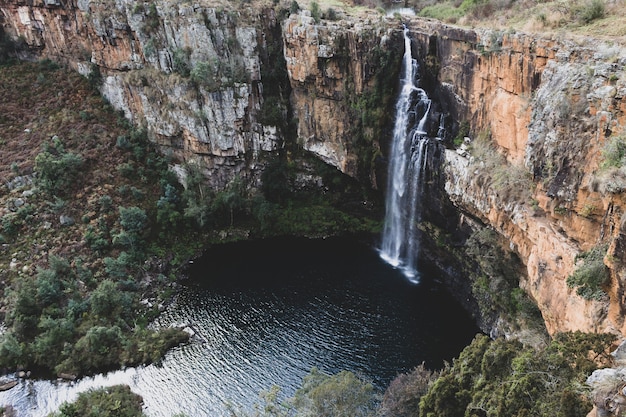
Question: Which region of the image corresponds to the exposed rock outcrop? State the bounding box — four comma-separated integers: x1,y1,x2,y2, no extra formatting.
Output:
405,17,626,337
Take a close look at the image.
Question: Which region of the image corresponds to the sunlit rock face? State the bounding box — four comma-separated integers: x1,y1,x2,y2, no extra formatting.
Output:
4,0,626,338
282,11,395,179
406,18,626,337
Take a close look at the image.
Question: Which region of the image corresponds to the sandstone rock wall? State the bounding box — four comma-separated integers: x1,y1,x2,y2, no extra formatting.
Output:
406,17,626,336
283,11,399,179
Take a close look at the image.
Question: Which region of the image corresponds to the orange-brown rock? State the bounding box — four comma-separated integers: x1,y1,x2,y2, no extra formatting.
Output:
415,17,626,337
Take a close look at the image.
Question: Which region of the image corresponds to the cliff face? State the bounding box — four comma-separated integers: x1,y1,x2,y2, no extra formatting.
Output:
406,17,626,336
3,0,626,339
0,0,397,189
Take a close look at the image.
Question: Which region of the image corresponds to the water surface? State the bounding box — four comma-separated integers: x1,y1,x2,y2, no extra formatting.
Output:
0,236,479,416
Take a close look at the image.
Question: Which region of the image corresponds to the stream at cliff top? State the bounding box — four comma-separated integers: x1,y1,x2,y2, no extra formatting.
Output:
0,237,479,417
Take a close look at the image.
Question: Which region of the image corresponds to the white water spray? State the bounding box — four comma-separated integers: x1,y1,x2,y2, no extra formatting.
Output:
379,27,432,283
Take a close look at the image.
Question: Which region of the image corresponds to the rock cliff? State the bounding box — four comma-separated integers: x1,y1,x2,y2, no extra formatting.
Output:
405,17,626,337
0,0,401,188
2,0,626,340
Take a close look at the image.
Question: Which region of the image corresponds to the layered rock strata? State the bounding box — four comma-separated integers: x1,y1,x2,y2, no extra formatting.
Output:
406,17,626,336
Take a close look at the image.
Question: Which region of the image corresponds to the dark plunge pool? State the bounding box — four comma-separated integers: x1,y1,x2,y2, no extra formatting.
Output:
0,236,480,417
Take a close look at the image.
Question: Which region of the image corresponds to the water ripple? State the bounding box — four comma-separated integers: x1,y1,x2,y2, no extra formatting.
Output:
0,237,479,417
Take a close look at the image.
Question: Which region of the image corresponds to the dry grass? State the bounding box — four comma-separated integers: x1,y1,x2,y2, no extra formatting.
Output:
469,133,535,203
0,60,163,278
409,0,626,44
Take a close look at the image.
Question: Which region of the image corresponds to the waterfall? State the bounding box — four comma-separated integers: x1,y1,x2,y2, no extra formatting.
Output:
379,27,433,283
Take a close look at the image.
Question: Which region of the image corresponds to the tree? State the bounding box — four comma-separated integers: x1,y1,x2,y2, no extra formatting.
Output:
292,368,377,417
34,138,84,196
114,207,148,257
50,385,145,417
32,317,75,369
89,279,132,321
69,325,124,372
379,364,440,417
118,206,147,235
310,1,321,23
212,177,248,227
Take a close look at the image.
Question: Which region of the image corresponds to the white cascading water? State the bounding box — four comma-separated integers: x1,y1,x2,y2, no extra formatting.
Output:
380,27,432,283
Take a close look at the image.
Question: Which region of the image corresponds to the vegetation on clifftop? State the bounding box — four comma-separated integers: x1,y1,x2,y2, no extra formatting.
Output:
403,0,620,38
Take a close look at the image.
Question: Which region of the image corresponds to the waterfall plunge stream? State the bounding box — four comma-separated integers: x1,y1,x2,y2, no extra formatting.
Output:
380,27,433,283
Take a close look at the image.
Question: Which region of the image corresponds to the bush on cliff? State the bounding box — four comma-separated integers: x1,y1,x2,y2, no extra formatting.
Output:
49,385,145,417
566,244,610,300
35,138,84,196
417,332,615,417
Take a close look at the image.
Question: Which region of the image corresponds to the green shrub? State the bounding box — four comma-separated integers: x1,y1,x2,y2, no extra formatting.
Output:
181,163,214,228
172,48,191,77
211,177,248,227
156,184,183,232
0,334,23,368
143,2,160,34
10,279,41,340
89,279,133,320
33,317,75,369
122,327,189,365
325,7,339,20
1,213,21,238
98,195,114,212
600,135,626,169
292,368,377,417
62,325,125,373
289,0,300,14
418,333,608,417
35,138,84,196
34,255,72,306
190,60,219,89
84,223,110,253
116,135,131,149
50,385,145,417
453,121,470,147
113,206,148,256
36,268,63,306
310,1,321,22
464,229,530,319
103,252,134,279
117,162,135,178
119,206,147,235
566,244,610,300
578,0,605,23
